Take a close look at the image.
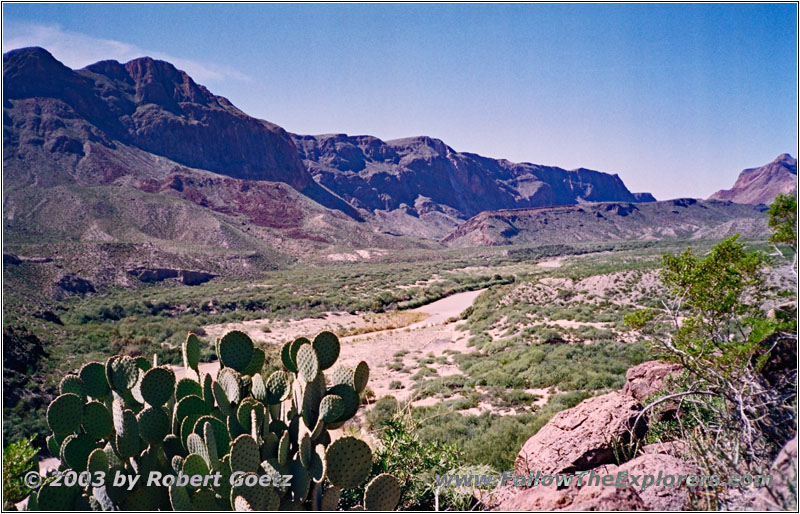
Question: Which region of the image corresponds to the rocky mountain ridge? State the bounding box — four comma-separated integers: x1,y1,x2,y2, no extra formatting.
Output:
292,133,656,236
709,153,797,205
443,198,768,247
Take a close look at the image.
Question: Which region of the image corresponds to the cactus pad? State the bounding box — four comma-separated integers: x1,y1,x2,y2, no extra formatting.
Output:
328,365,354,388
108,356,140,391
298,434,311,467
36,480,78,511
47,393,84,435
313,331,340,370
240,347,265,377
219,331,255,372
327,384,359,422
236,398,266,435
218,367,243,404
79,362,110,399
140,366,175,407
87,448,109,474
250,373,267,402
175,377,203,401
325,436,372,489
175,394,209,428
296,344,320,383
182,453,210,477
202,372,215,409
265,370,291,404
61,433,96,472
183,333,201,370
289,457,311,502
320,486,341,511
59,374,85,399
281,341,297,373
364,473,402,511
309,445,326,483
137,406,170,444
233,495,254,511
319,394,345,423
353,361,370,393
186,433,210,466
230,434,261,473
115,409,140,459
169,484,192,511
83,401,113,440
193,415,229,459
278,430,290,467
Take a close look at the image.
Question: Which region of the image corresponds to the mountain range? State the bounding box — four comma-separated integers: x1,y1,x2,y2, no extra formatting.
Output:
2,47,784,291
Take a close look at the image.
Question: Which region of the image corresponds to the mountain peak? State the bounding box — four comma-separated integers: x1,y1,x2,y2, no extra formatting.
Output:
709,154,797,204
772,153,797,167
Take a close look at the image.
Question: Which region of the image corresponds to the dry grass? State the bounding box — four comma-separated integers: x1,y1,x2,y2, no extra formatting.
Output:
336,311,430,337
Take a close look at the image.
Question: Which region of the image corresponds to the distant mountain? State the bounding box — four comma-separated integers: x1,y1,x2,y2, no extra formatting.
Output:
443,199,768,247
2,46,773,292
709,154,797,205
293,133,654,237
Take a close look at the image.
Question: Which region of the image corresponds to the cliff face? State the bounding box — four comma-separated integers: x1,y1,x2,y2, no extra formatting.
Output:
3,47,312,191
293,133,650,220
709,154,797,205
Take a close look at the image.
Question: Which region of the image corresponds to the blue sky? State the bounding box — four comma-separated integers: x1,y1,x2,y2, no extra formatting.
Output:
3,3,797,199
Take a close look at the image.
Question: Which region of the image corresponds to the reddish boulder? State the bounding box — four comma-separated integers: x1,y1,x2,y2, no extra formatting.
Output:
621,360,682,402
616,452,700,510
514,392,645,476
753,436,798,510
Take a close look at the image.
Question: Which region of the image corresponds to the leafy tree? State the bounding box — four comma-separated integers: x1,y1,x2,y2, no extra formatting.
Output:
640,235,796,501
767,193,797,249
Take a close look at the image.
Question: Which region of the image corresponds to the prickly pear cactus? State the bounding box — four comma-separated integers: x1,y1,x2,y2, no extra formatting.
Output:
35,329,400,511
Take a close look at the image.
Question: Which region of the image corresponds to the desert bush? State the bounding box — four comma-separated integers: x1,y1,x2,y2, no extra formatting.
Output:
640,235,796,505
3,434,39,509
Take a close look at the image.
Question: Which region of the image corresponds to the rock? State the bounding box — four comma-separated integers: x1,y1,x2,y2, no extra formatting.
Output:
494,484,575,511
178,270,217,286
640,440,688,457
128,267,217,286
621,360,682,402
514,392,646,475
616,452,700,510
753,436,798,510
3,253,21,265
494,464,648,511
568,479,648,510
34,310,63,325
54,274,95,294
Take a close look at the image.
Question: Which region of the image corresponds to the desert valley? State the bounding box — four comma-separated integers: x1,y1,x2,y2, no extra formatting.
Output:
2,45,797,511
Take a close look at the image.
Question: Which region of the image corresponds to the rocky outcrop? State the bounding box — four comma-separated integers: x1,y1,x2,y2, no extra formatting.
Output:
127,267,217,286
615,452,699,510
633,192,657,202
621,360,682,402
753,436,798,511
54,274,95,294
514,392,646,475
710,154,797,205
294,133,652,224
444,199,768,247
497,362,709,511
